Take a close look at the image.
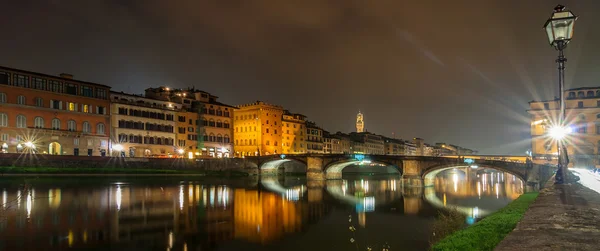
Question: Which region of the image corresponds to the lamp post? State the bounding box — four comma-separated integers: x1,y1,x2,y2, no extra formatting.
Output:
544,4,577,184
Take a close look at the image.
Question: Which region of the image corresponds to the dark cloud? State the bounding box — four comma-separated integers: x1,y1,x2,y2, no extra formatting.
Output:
3,0,600,154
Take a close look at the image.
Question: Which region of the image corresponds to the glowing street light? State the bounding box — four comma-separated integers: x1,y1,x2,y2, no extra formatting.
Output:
24,141,35,149
544,5,577,184
112,144,124,152
178,149,185,154
548,126,570,140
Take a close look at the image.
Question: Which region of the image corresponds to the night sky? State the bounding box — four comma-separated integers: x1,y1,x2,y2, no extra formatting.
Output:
3,0,600,155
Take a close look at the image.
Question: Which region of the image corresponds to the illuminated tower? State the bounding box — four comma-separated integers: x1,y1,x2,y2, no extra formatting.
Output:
356,111,364,133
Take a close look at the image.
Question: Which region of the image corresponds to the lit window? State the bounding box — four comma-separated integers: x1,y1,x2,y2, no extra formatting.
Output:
68,102,76,111
82,104,89,113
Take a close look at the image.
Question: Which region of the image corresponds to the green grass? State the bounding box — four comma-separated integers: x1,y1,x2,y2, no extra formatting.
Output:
431,192,539,251
0,166,248,176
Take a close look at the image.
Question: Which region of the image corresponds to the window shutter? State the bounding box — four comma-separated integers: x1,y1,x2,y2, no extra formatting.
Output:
59,101,63,110
74,103,78,112
50,100,54,109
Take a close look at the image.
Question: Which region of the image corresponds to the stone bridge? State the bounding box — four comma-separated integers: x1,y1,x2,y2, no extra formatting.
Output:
243,154,556,189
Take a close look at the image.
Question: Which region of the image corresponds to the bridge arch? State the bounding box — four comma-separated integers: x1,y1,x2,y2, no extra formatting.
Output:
324,158,402,180
259,156,307,176
422,164,526,187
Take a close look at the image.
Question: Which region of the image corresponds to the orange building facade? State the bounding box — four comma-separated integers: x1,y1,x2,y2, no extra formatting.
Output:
233,101,284,157
0,66,110,156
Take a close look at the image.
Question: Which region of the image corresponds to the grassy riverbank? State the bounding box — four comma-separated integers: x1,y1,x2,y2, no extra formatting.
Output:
0,166,249,176
431,192,539,251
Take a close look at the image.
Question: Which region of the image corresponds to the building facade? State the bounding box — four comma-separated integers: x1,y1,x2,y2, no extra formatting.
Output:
0,66,110,156
110,92,177,157
234,101,283,156
384,138,405,155
146,87,235,158
529,87,600,168
282,111,306,154
349,132,384,155
333,132,353,154
306,122,324,154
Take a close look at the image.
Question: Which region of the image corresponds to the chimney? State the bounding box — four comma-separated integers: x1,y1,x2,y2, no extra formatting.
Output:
60,73,73,79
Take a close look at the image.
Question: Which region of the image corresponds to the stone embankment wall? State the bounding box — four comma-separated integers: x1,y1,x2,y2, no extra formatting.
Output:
0,153,258,173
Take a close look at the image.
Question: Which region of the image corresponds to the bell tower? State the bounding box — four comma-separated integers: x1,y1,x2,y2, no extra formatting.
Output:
356,111,364,133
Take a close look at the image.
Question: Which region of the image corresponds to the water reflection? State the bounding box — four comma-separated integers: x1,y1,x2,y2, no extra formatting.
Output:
426,168,525,222
0,169,523,250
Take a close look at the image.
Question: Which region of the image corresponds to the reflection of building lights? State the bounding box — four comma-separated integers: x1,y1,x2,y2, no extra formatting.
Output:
217,186,223,205
363,197,375,212
453,173,458,192
179,185,184,210
390,180,396,192
222,187,229,208
49,189,62,209
2,189,6,209
210,187,215,207
17,190,21,209
68,230,74,247
496,183,499,199
26,191,32,219
358,212,366,228
203,188,207,207
168,231,174,249
116,186,122,211
443,193,447,206
477,181,481,199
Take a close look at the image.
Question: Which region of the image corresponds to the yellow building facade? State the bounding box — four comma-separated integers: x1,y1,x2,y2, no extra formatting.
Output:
282,112,306,154
529,87,600,168
145,87,235,158
110,92,177,157
234,101,283,156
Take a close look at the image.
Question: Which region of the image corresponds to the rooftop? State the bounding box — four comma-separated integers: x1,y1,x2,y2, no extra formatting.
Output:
0,65,111,89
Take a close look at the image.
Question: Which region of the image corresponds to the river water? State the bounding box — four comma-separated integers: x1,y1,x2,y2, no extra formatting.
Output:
0,168,524,251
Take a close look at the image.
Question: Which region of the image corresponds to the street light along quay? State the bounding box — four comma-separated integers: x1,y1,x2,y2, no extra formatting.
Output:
543,4,577,184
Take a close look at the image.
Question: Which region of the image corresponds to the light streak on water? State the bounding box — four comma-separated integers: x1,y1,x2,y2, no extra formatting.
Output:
26,191,32,219
453,173,458,192
2,189,6,209
116,186,122,211
179,185,184,210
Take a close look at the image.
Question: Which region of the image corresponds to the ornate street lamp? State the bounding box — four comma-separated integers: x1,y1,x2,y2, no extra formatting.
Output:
544,4,577,184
